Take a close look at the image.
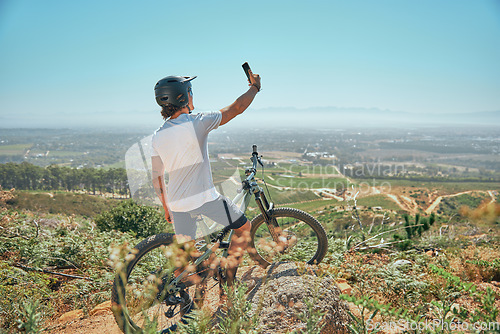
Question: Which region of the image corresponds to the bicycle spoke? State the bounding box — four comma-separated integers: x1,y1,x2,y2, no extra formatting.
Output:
250,208,327,267
112,234,226,333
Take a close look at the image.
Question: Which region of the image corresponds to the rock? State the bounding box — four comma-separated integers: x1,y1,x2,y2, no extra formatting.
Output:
58,309,84,323
240,262,349,333
346,302,361,319
336,282,352,295
393,259,412,267
89,300,112,316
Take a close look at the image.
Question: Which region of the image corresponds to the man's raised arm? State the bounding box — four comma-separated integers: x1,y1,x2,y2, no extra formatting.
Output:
220,72,261,126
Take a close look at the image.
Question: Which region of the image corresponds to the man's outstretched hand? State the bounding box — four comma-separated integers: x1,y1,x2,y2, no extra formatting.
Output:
248,69,261,91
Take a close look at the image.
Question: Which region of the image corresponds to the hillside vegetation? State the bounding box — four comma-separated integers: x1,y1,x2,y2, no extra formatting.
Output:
1,182,499,333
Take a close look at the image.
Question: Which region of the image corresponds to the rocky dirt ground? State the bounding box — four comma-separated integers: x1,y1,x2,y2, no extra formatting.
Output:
48,262,352,334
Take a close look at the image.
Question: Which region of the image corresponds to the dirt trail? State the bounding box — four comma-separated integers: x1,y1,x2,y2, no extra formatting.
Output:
425,190,475,214
385,194,419,213
49,311,121,334
487,190,497,203
381,189,497,215
424,190,499,215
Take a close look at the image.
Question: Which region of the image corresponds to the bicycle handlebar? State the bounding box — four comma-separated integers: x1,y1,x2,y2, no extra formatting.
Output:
244,145,260,184
251,145,260,169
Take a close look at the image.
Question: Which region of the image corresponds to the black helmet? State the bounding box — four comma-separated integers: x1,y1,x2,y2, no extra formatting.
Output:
154,76,196,108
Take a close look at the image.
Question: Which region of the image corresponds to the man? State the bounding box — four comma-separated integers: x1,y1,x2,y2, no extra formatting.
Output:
151,69,261,285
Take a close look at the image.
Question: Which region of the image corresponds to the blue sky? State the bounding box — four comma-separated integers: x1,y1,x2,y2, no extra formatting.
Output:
0,0,499,128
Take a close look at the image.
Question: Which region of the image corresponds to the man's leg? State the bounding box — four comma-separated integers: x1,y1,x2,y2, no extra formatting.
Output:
225,220,251,286
170,212,200,281
196,196,251,286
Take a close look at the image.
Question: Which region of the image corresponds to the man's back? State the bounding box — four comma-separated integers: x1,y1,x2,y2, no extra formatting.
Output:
151,112,221,212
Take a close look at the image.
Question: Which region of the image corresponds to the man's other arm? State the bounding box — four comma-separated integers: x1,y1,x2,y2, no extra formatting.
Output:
151,156,172,222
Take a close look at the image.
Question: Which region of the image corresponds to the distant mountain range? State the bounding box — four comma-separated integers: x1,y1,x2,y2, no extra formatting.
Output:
1,107,498,129
229,107,500,128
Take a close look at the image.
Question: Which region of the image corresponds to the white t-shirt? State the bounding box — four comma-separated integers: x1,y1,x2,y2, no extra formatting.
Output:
151,111,222,212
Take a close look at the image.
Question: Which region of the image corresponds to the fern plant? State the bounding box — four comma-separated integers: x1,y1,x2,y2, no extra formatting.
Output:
429,264,499,332
16,300,42,334
339,294,409,334
217,281,261,334
176,308,213,334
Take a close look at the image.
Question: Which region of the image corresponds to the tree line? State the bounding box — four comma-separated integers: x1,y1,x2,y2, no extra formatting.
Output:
0,162,129,196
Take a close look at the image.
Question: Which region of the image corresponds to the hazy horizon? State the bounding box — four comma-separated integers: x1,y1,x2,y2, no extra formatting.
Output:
1,106,499,130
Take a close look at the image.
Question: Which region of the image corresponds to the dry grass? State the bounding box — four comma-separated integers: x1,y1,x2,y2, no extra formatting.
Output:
449,245,500,283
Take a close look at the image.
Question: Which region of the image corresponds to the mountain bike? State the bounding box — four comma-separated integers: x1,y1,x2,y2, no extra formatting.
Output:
111,145,328,333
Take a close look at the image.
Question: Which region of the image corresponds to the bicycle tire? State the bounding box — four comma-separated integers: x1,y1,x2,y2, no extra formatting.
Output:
249,207,328,268
111,233,199,333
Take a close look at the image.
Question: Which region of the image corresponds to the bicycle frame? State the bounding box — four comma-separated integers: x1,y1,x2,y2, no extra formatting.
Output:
165,147,277,292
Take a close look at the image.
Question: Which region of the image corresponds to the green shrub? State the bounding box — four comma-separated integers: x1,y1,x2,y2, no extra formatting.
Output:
422,217,430,231
396,239,412,251
0,263,52,332
404,221,412,239
94,200,168,237
429,212,436,225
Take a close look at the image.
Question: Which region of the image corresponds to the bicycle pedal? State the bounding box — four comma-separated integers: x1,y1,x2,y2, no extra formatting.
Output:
219,241,230,249
165,307,175,318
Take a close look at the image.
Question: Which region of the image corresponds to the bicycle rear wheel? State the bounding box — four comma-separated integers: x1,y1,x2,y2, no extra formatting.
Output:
249,207,328,268
111,233,201,333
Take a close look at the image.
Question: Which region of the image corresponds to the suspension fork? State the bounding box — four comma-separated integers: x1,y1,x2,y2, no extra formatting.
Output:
254,190,281,242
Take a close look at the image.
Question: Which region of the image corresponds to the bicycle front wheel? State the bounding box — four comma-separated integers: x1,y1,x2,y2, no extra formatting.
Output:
111,233,200,333
249,207,328,268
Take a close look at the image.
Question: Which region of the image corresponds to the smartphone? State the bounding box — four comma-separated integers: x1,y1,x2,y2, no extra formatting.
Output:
242,62,252,83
